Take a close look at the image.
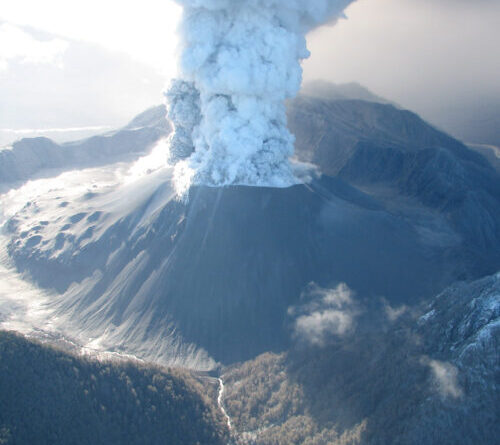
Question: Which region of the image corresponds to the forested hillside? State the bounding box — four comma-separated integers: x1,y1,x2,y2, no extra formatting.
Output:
0,331,228,445
223,274,499,444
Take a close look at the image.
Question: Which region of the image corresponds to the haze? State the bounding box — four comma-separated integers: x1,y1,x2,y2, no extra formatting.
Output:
1,0,499,146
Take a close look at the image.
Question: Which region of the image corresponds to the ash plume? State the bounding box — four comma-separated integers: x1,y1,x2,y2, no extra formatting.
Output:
166,0,355,188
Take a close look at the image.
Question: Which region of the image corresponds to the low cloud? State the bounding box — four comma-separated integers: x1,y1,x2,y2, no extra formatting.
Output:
422,357,463,400
384,301,409,322
289,283,359,346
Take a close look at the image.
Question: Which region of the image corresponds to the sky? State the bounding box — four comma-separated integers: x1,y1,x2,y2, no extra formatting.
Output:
0,0,182,75
0,0,499,145
304,0,500,141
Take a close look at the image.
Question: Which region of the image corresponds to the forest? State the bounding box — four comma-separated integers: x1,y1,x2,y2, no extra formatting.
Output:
0,331,228,445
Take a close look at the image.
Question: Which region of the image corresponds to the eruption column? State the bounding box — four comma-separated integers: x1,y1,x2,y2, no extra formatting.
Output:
166,0,355,187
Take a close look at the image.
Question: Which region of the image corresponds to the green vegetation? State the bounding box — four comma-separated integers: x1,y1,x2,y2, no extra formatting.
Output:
224,353,365,445
0,331,228,445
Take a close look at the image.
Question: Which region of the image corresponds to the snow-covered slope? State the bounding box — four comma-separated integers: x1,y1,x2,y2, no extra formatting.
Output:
0,106,170,188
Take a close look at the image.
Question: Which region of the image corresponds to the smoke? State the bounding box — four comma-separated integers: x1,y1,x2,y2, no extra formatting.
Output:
166,0,355,188
384,301,409,322
289,282,359,346
164,79,201,162
421,357,464,400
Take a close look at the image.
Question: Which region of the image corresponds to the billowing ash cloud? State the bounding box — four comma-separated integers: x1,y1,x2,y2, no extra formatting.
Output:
164,79,201,162
166,0,355,188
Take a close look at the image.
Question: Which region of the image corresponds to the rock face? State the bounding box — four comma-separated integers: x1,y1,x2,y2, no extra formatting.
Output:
4,87,500,367
222,274,500,445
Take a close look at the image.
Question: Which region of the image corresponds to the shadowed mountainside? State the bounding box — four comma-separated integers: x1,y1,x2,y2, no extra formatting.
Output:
289,94,500,277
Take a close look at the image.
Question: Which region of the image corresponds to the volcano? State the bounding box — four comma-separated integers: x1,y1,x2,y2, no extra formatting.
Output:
4,88,499,368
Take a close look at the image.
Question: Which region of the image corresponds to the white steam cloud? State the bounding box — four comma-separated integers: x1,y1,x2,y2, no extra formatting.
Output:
165,0,354,188
429,360,463,399
289,282,358,346
422,357,464,400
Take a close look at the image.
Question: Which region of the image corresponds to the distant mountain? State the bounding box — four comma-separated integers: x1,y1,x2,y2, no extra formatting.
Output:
0,106,169,187
0,331,228,445
424,100,500,148
288,94,500,277
223,273,500,445
300,81,393,105
288,94,486,175
468,143,500,173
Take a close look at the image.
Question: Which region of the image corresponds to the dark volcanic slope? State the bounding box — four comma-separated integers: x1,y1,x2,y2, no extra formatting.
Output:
0,331,228,445
288,95,481,173
9,176,469,365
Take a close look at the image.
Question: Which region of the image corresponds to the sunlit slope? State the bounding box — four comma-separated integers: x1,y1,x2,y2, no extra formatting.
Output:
0,106,169,186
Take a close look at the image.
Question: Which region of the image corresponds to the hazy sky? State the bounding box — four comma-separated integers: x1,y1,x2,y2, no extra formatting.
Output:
0,0,499,145
305,0,500,114
0,0,181,75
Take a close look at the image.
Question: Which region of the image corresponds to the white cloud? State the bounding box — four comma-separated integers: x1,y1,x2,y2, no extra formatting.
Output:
0,23,68,71
0,0,182,77
423,357,464,399
384,301,409,322
290,283,358,346
295,309,354,345
0,23,166,141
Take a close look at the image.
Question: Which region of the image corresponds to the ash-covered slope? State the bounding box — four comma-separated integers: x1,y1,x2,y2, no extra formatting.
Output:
223,273,500,445
5,173,479,366
0,106,170,187
300,81,393,105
